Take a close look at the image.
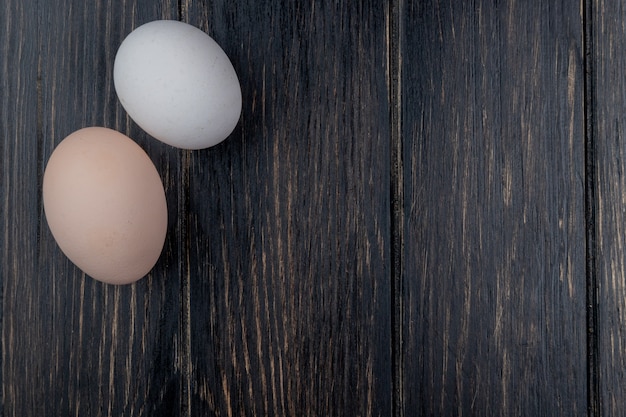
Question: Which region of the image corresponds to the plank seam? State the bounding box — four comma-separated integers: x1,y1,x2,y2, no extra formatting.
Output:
388,0,404,415
179,4,192,417
583,0,601,415
179,149,192,417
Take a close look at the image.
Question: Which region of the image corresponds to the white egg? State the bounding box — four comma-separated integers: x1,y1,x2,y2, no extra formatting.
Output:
114,20,242,150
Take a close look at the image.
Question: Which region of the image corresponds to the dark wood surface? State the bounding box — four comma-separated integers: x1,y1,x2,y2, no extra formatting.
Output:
594,0,626,415
0,0,623,416
2,1,185,416
182,2,391,416
402,1,588,415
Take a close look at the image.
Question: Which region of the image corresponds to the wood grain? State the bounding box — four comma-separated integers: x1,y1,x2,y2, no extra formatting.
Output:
592,0,626,415
4,0,617,416
1,1,184,415
402,1,588,415
181,1,393,416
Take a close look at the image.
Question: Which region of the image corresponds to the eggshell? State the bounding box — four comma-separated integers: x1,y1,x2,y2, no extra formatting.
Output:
113,20,242,150
42,127,168,285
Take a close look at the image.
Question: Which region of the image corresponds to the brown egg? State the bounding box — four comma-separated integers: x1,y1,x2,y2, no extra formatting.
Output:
43,127,167,285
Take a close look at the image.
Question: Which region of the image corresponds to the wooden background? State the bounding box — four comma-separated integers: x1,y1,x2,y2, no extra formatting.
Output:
1,0,625,415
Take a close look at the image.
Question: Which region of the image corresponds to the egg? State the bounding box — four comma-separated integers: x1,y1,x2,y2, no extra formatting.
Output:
113,20,242,150
42,127,168,285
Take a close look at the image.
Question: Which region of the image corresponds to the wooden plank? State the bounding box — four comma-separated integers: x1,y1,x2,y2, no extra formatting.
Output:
1,1,184,416
402,1,587,415
0,1,40,413
592,0,626,414
181,1,393,415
